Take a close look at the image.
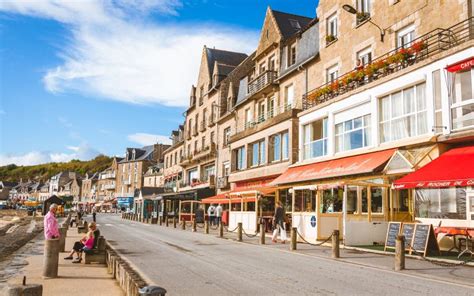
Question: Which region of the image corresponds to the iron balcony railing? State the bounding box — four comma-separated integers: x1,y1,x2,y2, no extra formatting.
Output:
248,70,278,97
238,104,292,133
303,17,474,111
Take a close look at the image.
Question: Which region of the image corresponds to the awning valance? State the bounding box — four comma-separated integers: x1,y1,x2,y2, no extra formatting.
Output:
271,149,396,185
445,56,474,72
201,193,256,204
393,146,474,189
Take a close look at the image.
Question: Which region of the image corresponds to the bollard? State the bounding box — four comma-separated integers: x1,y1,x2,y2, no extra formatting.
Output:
205,221,209,234
192,219,197,232
395,235,405,271
237,222,243,242
159,217,163,226
58,227,67,252
332,230,340,259
165,217,169,227
43,239,60,278
173,217,177,228
259,222,265,245
219,222,224,238
290,227,297,251
181,219,186,230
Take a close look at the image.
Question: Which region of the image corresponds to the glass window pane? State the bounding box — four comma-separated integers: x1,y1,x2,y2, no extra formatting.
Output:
416,83,426,111
321,188,343,213
353,116,363,129
403,87,415,114
347,186,358,214
349,129,363,149
335,135,343,153
453,70,473,104
260,141,266,164
335,123,343,134
273,134,281,161
371,187,383,213
344,120,352,131
417,111,428,135
252,143,259,166
380,96,390,121
452,103,474,129
282,133,289,160
361,187,368,213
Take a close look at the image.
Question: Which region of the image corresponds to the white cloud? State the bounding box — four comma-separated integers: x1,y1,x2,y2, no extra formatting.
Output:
128,133,171,146
0,0,258,107
0,145,101,166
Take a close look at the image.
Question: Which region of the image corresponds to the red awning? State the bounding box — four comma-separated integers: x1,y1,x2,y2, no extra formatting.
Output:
271,149,396,185
445,56,474,72
201,193,256,204
393,146,474,189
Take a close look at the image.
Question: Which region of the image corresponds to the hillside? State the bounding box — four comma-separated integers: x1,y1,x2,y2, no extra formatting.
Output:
0,155,113,182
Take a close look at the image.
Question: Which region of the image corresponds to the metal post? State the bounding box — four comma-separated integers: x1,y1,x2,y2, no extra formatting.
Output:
237,222,243,242
219,222,224,238
58,227,67,252
159,216,163,226
43,239,60,278
173,217,177,228
192,219,197,232
260,221,265,245
332,230,340,259
165,217,169,227
291,227,297,251
395,235,405,271
205,221,209,234
181,219,186,230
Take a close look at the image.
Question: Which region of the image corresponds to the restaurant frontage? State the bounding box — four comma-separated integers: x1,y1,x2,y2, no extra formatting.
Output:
158,187,215,221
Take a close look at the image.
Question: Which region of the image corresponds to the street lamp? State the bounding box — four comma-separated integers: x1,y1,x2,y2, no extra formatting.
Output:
342,4,386,42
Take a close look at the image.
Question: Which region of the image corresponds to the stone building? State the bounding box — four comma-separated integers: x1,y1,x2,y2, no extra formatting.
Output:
81,172,99,202
97,157,122,202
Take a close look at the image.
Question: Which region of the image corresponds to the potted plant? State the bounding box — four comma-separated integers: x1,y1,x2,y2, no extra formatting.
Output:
354,70,365,82
330,80,340,92
375,59,389,74
356,12,370,24
411,40,428,53
325,35,336,44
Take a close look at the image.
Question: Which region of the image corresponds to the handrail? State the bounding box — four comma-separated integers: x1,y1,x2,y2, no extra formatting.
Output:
303,17,474,111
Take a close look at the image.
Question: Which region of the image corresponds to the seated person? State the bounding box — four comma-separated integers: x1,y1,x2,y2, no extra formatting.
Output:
64,222,98,263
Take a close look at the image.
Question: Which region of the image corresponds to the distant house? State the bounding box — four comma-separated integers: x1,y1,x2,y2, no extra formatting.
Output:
0,181,18,201
97,157,123,202
81,172,99,202
143,164,164,188
49,171,79,195
38,182,50,202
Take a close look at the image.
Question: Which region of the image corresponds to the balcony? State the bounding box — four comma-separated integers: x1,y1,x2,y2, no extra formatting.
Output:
199,120,206,132
180,175,215,189
103,184,116,190
123,180,131,185
186,129,192,140
248,70,278,98
208,115,216,127
236,104,293,134
303,18,474,111
217,176,229,189
100,172,115,179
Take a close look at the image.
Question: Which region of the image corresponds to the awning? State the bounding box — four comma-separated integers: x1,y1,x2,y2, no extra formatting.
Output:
393,146,474,189
272,149,396,185
201,193,256,204
446,56,474,72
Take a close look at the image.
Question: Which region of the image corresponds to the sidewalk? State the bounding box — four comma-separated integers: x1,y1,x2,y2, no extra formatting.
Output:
6,227,123,296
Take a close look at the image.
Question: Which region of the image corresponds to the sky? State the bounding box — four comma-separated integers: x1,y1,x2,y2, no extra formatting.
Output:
0,0,318,166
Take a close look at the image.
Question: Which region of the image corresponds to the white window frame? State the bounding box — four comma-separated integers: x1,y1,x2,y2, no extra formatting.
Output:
285,84,295,107
335,114,371,153
450,69,474,131
357,47,372,66
326,65,339,84
327,13,338,38
303,118,328,160
397,25,415,49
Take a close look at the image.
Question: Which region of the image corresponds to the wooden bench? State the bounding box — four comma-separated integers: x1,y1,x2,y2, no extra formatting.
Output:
84,230,106,264
77,221,88,233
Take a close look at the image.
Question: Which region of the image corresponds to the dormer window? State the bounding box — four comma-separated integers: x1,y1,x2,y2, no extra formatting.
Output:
132,149,136,160
289,19,301,30
126,152,129,161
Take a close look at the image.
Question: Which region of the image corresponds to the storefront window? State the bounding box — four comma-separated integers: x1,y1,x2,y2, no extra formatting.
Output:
294,190,316,212
361,187,368,213
346,186,358,214
371,187,384,213
279,189,292,213
415,187,466,219
231,203,242,211
321,188,343,213
394,189,409,212
246,202,256,212
451,69,474,130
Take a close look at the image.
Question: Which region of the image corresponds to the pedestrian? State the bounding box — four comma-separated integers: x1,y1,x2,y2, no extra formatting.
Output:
44,203,60,240
215,204,223,226
92,206,97,222
207,204,216,226
272,201,287,244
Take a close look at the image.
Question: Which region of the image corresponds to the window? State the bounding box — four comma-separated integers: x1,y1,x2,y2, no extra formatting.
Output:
326,65,339,84
269,131,289,162
236,146,246,171
321,187,343,213
223,127,231,146
346,186,358,214
415,188,466,220
451,69,474,130
288,43,297,67
188,168,198,183
267,97,275,118
335,114,371,152
201,136,205,150
285,84,294,108
202,165,215,182
303,118,328,160
223,161,230,176
268,55,276,71
199,85,204,105
356,0,371,24
202,109,207,126
257,100,266,123
210,131,215,144
245,108,253,128
294,189,316,212
194,140,198,152
432,70,443,129
174,152,178,165
379,83,428,143
250,139,265,167
327,13,338,39
357,47,372,66
397,25,415,48
259,62,266,74
371,187,384,213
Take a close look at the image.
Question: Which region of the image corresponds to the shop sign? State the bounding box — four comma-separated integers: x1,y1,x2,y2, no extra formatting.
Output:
310,216,316,228
234,177,276,190
446,56,474,72
393,179,474,189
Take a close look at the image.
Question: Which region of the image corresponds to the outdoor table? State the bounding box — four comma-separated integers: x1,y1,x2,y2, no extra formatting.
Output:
435,227,474,254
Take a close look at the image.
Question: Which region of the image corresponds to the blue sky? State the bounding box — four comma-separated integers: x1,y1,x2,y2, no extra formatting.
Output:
0,0,318,166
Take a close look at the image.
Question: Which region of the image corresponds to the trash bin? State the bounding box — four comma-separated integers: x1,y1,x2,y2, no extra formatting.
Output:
138,286,167,296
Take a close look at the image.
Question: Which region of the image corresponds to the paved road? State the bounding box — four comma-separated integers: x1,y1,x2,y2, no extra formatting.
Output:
98,214,473,296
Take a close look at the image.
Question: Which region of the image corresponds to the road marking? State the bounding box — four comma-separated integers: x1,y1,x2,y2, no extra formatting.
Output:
104,224,114,227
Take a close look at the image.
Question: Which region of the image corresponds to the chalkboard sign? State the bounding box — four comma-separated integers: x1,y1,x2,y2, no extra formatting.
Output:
411,224,440,256
384,222,402,251
401,223,416,251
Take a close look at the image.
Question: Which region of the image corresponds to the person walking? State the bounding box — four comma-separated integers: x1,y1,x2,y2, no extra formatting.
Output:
44,203,60,240
272,201,287,243
215,204,223,226
92,206,97,222
207,204,216,226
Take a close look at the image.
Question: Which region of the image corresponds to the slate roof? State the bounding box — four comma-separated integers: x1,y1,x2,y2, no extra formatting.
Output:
206,47,248,77
120,145,156,163
0,181,18,188
271,9,313,40
216,63,237,77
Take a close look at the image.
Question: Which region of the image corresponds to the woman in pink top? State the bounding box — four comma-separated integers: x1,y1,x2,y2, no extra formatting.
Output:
64,222,97,263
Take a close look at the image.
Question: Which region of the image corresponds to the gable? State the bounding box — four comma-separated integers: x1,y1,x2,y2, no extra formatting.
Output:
255,8,282,58
195,47,212,94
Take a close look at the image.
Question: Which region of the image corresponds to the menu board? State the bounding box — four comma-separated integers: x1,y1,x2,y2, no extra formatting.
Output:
401,223,416,250
411,224,440,256
384,222,401,251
